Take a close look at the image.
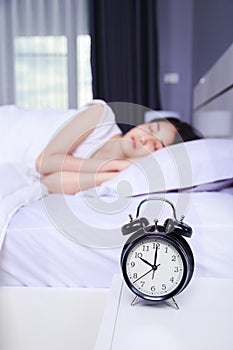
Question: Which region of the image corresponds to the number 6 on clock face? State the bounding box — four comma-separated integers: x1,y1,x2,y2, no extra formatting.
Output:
121,233,194,302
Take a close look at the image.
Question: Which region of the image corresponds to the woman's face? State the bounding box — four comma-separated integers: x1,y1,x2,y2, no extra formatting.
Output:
121,121,177,158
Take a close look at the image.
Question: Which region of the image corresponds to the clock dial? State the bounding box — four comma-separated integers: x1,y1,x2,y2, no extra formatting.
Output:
125,237,185,298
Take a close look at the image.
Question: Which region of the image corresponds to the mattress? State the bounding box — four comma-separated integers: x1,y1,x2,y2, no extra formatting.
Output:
0,191,232,287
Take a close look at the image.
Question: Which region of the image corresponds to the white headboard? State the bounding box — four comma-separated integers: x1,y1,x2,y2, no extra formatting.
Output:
193,43,233,138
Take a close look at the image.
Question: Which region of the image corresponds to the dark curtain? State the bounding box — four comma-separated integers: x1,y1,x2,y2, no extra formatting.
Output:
89,0,161,114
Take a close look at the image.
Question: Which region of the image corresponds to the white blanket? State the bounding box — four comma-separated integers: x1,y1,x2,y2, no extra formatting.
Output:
0,163,48,250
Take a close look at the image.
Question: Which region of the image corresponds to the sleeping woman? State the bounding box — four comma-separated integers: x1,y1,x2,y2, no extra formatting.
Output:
36,101,201,194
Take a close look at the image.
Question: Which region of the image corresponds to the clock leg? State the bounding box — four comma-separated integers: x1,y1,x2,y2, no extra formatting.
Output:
131,295,139,306
130,296,180,309
171,297,180,310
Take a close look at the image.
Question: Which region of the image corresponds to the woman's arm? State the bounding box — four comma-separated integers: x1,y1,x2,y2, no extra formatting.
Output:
41,170,119,194
37,152,131,175
36,103,131,194
36,104,106,175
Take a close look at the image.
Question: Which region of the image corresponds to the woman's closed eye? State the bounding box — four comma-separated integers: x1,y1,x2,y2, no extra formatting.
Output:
148,123,165,148
148,123,159,138
148,124,155,134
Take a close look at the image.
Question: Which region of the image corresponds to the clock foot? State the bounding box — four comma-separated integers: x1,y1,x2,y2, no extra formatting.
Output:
131,295,139,306
171,297,180,310
130,295,180,309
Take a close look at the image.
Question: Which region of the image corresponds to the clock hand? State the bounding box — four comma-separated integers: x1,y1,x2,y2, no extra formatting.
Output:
153,245,158,266
133,268,153,284
152,263,161,280
139,257,153,268
152,245,159,280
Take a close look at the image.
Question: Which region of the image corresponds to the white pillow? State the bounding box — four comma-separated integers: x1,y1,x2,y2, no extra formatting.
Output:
96,139,233,196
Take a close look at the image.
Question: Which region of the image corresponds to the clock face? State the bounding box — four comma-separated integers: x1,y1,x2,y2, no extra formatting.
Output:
123,236,186,300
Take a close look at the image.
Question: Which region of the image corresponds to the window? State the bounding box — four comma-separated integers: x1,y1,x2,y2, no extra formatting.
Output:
15,35,92,109
0,0,91,108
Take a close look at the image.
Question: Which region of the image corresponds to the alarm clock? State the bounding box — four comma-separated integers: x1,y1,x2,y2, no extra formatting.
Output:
120,197,194,306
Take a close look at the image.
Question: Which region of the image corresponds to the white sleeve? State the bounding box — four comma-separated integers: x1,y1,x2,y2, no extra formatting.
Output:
72,103,122,159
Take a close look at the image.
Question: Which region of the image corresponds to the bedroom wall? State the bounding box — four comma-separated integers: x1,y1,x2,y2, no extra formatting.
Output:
157,0,193,123
192,0,233,87
157,0,233,124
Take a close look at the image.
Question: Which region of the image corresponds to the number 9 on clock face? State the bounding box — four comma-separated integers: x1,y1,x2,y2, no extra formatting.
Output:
121,233,194,301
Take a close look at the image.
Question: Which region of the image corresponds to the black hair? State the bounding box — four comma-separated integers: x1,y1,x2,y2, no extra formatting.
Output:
150,117,203,144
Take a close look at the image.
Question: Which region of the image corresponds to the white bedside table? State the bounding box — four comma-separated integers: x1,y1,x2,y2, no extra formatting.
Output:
0,286,108,350
95,275,233,350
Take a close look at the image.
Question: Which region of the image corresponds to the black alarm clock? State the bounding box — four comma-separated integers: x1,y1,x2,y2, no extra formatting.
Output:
120,197,194,307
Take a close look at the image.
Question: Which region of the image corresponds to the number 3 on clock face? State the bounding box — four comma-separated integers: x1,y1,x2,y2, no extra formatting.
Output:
121,234,193,301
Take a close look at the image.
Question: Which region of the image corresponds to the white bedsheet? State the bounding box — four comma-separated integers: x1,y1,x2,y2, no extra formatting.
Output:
0,190,232,287
0,162,47,251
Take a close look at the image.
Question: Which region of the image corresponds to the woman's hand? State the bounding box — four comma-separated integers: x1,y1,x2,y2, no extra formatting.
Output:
95,158,132,173
37,154,132,175
41,170,120,194
41,158,132,194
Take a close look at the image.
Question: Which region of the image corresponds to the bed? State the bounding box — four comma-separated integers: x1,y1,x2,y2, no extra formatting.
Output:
0,130,232,288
